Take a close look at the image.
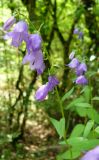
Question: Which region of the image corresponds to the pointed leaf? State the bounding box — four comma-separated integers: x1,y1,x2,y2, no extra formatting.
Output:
83,120,94,137
61,87,74,102
50,117,65,138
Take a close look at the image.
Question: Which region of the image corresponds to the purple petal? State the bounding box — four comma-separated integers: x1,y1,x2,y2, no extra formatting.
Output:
80,146,99,160
76,75,88,85
73,28,79,34
48,76,59,91
68,58,79,69
30,50,45,73
27,34,42,51
14,21,28,33
37,63,45,75
3,16,16,31
35,84,49,101
3,32,13,40
22,53,35,64
76,63,87,76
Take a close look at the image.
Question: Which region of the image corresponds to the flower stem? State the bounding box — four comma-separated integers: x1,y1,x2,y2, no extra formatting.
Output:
55,87,64,118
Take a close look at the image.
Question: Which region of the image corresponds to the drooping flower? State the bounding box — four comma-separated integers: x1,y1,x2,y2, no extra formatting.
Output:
76,75,88,85
80,146,99,160
3,16,16,31
35,76,59,101
76,63,87,76
35,84,49,101
22,33,45,74
68,58,79,69
22,50,45,74
26,34,42,53
73,28,79,34
4,21,28,47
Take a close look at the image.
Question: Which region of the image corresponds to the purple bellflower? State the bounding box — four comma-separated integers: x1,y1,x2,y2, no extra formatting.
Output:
26,34,42,53
68,58,79,69
3,16,16,31
4,21,28,47
22,34,45,74
35,76,59,101
80,146,99,160
73,28,79,34
22,50,45,74
76,75,88,85
76,63,87,76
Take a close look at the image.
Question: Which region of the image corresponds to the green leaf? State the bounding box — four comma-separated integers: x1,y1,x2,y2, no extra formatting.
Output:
76,107,87,117
66,96,84,110
58,149,80,159
95,126,99,134
75,103,92,108
50,117,65,138
61,87,74,102
81,86,91,103
83,120,94,137
86,108,99,124
70,124,85,138
67,137,99,151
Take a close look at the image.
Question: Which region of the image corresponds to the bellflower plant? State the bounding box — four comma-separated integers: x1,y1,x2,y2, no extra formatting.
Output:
4,21,28,47
3,16,16,31
35,76,59,101
80,146,99,160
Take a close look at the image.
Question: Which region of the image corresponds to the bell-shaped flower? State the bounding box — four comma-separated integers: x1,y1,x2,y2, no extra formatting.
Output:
22,50,45,75
35,76,59,101
35,84,49,101
3,16,16,31
68,58,79,69
80,146,99,160
27,34,42,53
30,50,45,74
76,75,88,85
73,28,79,34
4,21,28,47
76,62,87,76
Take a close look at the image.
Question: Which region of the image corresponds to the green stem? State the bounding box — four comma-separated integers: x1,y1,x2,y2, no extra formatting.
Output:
55,87,64,118
55,87,73,160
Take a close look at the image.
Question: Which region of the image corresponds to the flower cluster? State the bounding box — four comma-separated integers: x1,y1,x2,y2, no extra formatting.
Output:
80,146,99,160
68,52,88,85
3,17,45,75
3,17,59,101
